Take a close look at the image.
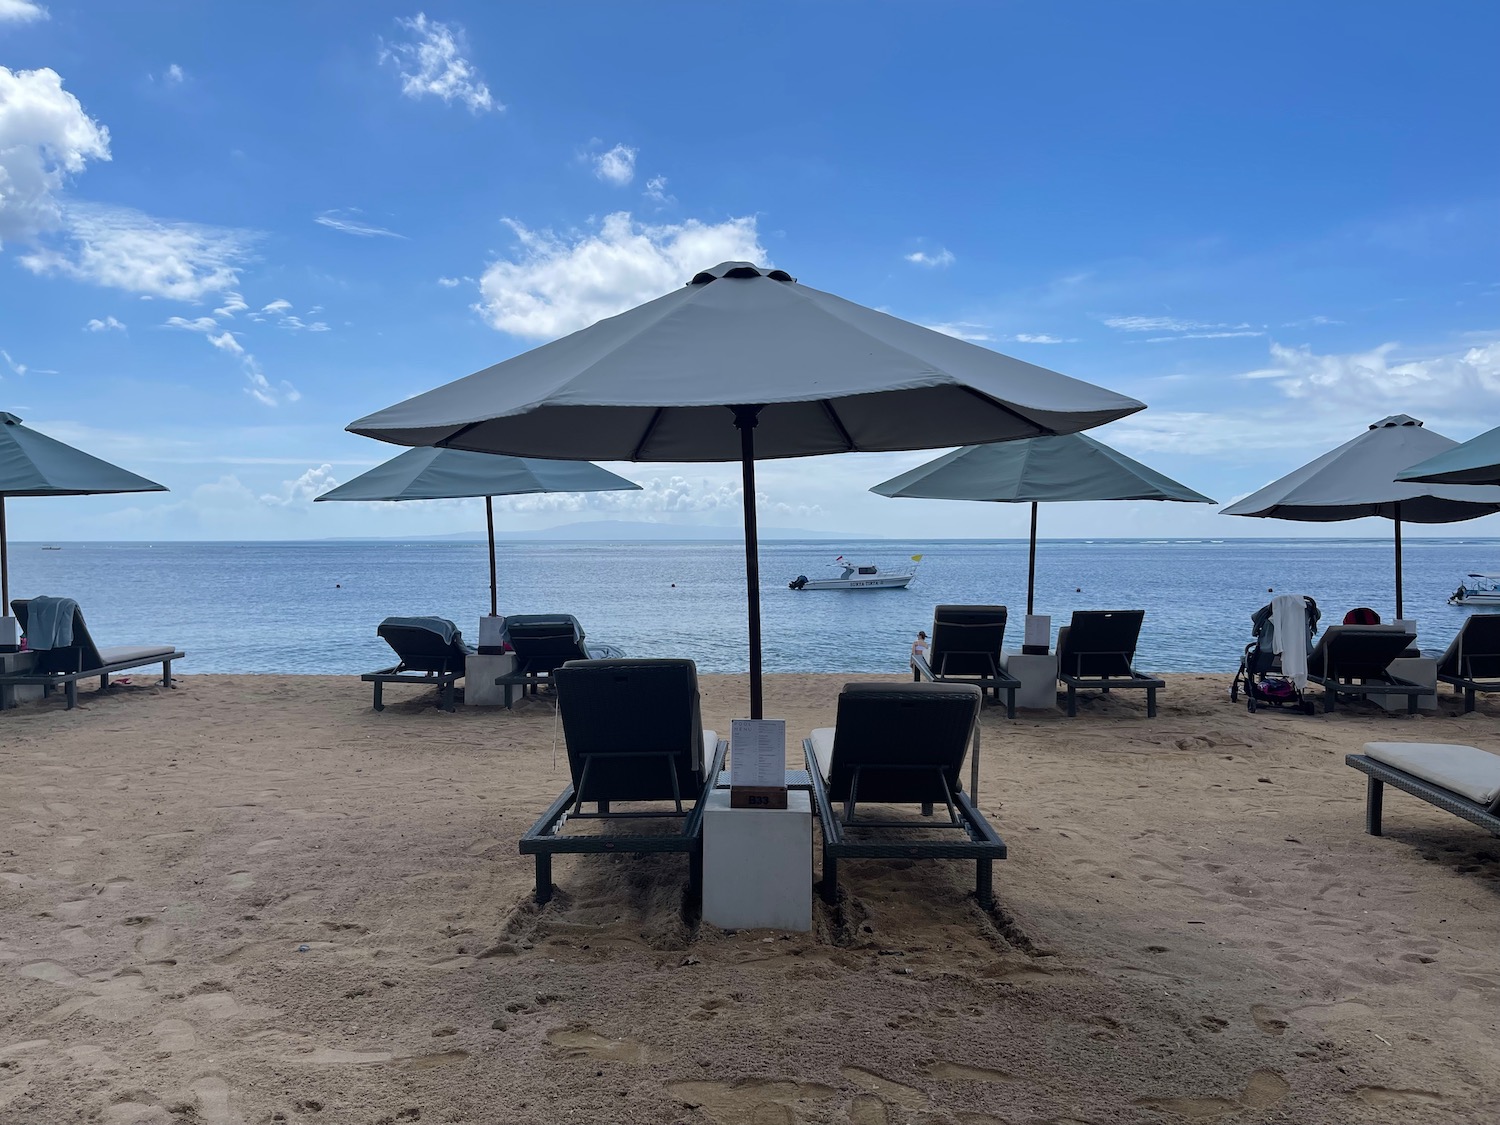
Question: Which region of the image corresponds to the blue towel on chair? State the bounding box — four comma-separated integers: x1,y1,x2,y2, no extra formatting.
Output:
26,596,78,650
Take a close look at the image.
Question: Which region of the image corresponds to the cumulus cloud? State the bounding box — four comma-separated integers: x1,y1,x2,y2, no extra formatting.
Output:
314,208,404,238
592,143,636,186
1243,339,1500,411
476,211,766,339
84,315,125,332
261,464,338,506
21,203,252,299
0,66,111,247
380,13,498,113
905,247,955,268
0,0,47,24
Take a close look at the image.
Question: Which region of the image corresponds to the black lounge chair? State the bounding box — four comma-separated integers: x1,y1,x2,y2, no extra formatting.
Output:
1307,625,1432,714
496,613,619,707
912,604,1020,718
803,682,1006,908
2,598,183,710
362,617,472,713
519,658,726,905
1434,616,1500,713
1346,741,1500,842
1055,610,1164,718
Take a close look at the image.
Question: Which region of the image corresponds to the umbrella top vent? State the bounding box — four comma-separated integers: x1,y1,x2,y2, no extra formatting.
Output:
689,261,795,285
0,413,21,426
1371,414,1422,430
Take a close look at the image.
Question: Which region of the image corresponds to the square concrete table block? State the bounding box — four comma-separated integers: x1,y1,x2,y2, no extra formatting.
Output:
1376,656,1438,713
0,650,43,709
463,652,516,707
1002,650,1060,711
702,790,812,932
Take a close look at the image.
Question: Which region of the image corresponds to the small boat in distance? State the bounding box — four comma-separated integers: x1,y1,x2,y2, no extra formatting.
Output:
1450,574,1500,606
41,545,62,551
789,555,921,591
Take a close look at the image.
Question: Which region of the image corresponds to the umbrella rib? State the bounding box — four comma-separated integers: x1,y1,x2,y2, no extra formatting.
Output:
819,400,856,452
957,385,1060,435
631,408,666,461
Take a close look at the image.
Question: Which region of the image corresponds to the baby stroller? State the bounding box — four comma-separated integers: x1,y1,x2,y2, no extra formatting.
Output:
1230,594,1320,714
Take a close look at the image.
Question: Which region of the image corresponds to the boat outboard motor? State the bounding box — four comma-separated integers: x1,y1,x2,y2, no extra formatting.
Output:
789,575,808,590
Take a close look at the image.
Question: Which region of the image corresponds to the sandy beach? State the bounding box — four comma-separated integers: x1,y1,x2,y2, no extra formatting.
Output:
3,672,1499,1124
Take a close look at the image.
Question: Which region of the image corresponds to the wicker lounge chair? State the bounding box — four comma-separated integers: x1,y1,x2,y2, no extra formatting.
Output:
1307,625,1431,713
1434,616,1500,713
3,597,183,710
803,682,1006,908
1346,742,1500,842
519,658,726,905
912,604,1020,718
362,617,472,713
1055,610,1164,717
495,613,622,707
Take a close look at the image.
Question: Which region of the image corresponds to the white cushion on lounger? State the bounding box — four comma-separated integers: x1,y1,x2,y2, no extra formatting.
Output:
97,645,178,666
700,730,717,773
1364,742,1500,806
809,727,835,781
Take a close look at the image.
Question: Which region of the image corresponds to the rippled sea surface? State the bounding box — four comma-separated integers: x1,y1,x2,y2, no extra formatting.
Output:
6,537,1497,675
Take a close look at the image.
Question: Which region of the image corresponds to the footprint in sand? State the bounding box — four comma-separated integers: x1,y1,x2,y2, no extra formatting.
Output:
134,924,175,961
1250,1004,1288,1036
667,1080,835,1125
246,838,282,855
848,1095,887,1125
190,1075,242,1125
840,1068,927,1109
225,872,255,891
1353,1087,1448,1107
152,1019,196,1053
919,1061,1015,1083
16,959,85,987
546,1026,649,1064
1135,1069,1289,1118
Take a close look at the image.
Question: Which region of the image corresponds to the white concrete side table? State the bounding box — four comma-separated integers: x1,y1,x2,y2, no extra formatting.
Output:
0,650,42,710
702,790,812,932
1002,650,1060,711
1377,656,1438,713
463,652,516,707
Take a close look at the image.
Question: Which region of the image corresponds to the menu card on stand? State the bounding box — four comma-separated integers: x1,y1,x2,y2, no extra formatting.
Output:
730,718,789,809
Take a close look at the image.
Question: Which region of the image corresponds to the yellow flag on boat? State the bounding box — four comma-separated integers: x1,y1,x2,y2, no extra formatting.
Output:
910,554,923,562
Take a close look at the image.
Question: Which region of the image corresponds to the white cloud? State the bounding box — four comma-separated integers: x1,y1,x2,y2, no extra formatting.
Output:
0,0,47,24
1282,315,1341,328
213,291,247,317
2,349,26,376
0,66,110,247
161,311,298,405
592,143,636,186
152,63,186,87
380,13,498,113
1013,333,1068,344
476,211,766,339
314,208,405,238
436,275,462,287
643,175,674,206
494,474,823,522
164,315,218,332
84,315,125,332
252,298,327,332
206,330,243,356
922,321,992,342
905,248,955,268
21,203,252,299
1144,330,1263,342
1243,339,1500,411
1104,315,1255,334
261,464,338,506
261,298,291,314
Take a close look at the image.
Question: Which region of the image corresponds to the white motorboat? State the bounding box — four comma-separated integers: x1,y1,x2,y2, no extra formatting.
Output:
788,555,920,591
1450,574,1500,606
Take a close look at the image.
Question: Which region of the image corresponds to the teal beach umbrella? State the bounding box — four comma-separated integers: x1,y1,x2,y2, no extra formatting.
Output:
314,446,640,615
1396,422,1500,487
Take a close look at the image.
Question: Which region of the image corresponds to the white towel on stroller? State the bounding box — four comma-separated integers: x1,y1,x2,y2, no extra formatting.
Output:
1270,594,1310,690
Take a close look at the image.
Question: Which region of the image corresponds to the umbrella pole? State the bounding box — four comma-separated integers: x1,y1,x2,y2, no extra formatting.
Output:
1027,501,1038,616
1393,501,1403,620
0,495,7,615
485,495,498,617
734,406,764,719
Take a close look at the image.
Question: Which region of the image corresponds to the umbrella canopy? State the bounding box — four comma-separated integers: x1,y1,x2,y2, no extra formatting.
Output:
348,261,1146,716
0,412,167,613
1396,423,1500,487
314,446,639,615
871,433,1215,613
1220,414,1500,617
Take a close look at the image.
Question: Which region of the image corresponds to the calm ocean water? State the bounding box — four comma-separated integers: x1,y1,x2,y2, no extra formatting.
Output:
6,538,1497,676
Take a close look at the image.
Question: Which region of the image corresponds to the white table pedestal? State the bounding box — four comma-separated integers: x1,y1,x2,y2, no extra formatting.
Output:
463,652,516,707
1376,656,1438,713
1002,650,1060,711
702,790,812,932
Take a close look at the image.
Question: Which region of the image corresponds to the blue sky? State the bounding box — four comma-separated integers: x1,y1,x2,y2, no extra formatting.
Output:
3,1,1499,541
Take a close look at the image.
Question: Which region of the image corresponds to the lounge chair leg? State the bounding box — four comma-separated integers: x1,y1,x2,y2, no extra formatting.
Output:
100,673,109,691
598,801,610,814
688,850,703,904
819,855,838,904
1366,777,1383,836
163,659,173,688
1005,688,1016,720
533,855,553,904
1146,687,1157,719
976,859,994,910
921,802,934,817
1324,687,1335,714
1066,685,1077,718
372,681,384,712
1407,692,1417,716
442,679,455,713
66,680,78,709
1465,687,1476,714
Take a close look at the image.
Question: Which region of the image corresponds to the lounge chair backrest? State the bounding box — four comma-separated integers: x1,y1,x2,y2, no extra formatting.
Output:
1310,626,1412,678
824,682,980,804
929,605,1007,677
376,619,468,674
555,658,704,802
1056,610,1144,678
505,614,589,674
11,598,104,674
1437,615,1500,679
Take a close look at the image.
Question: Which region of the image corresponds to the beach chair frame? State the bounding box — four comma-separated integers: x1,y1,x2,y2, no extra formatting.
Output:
494,613,592,708
1306,626,1432,714
1346,753,1500,839
2,599,183,711
1434,616,1500,713
361,620,470,713
1055,610,1164,718
912,605,1020,718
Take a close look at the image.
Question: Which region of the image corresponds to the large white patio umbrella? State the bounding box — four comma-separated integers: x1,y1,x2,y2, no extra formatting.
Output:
871,433,1214,615
348,262,1145,716
313,446,639,615
1396,422,1500,487
1221,414,1500,618
0,412,167,615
